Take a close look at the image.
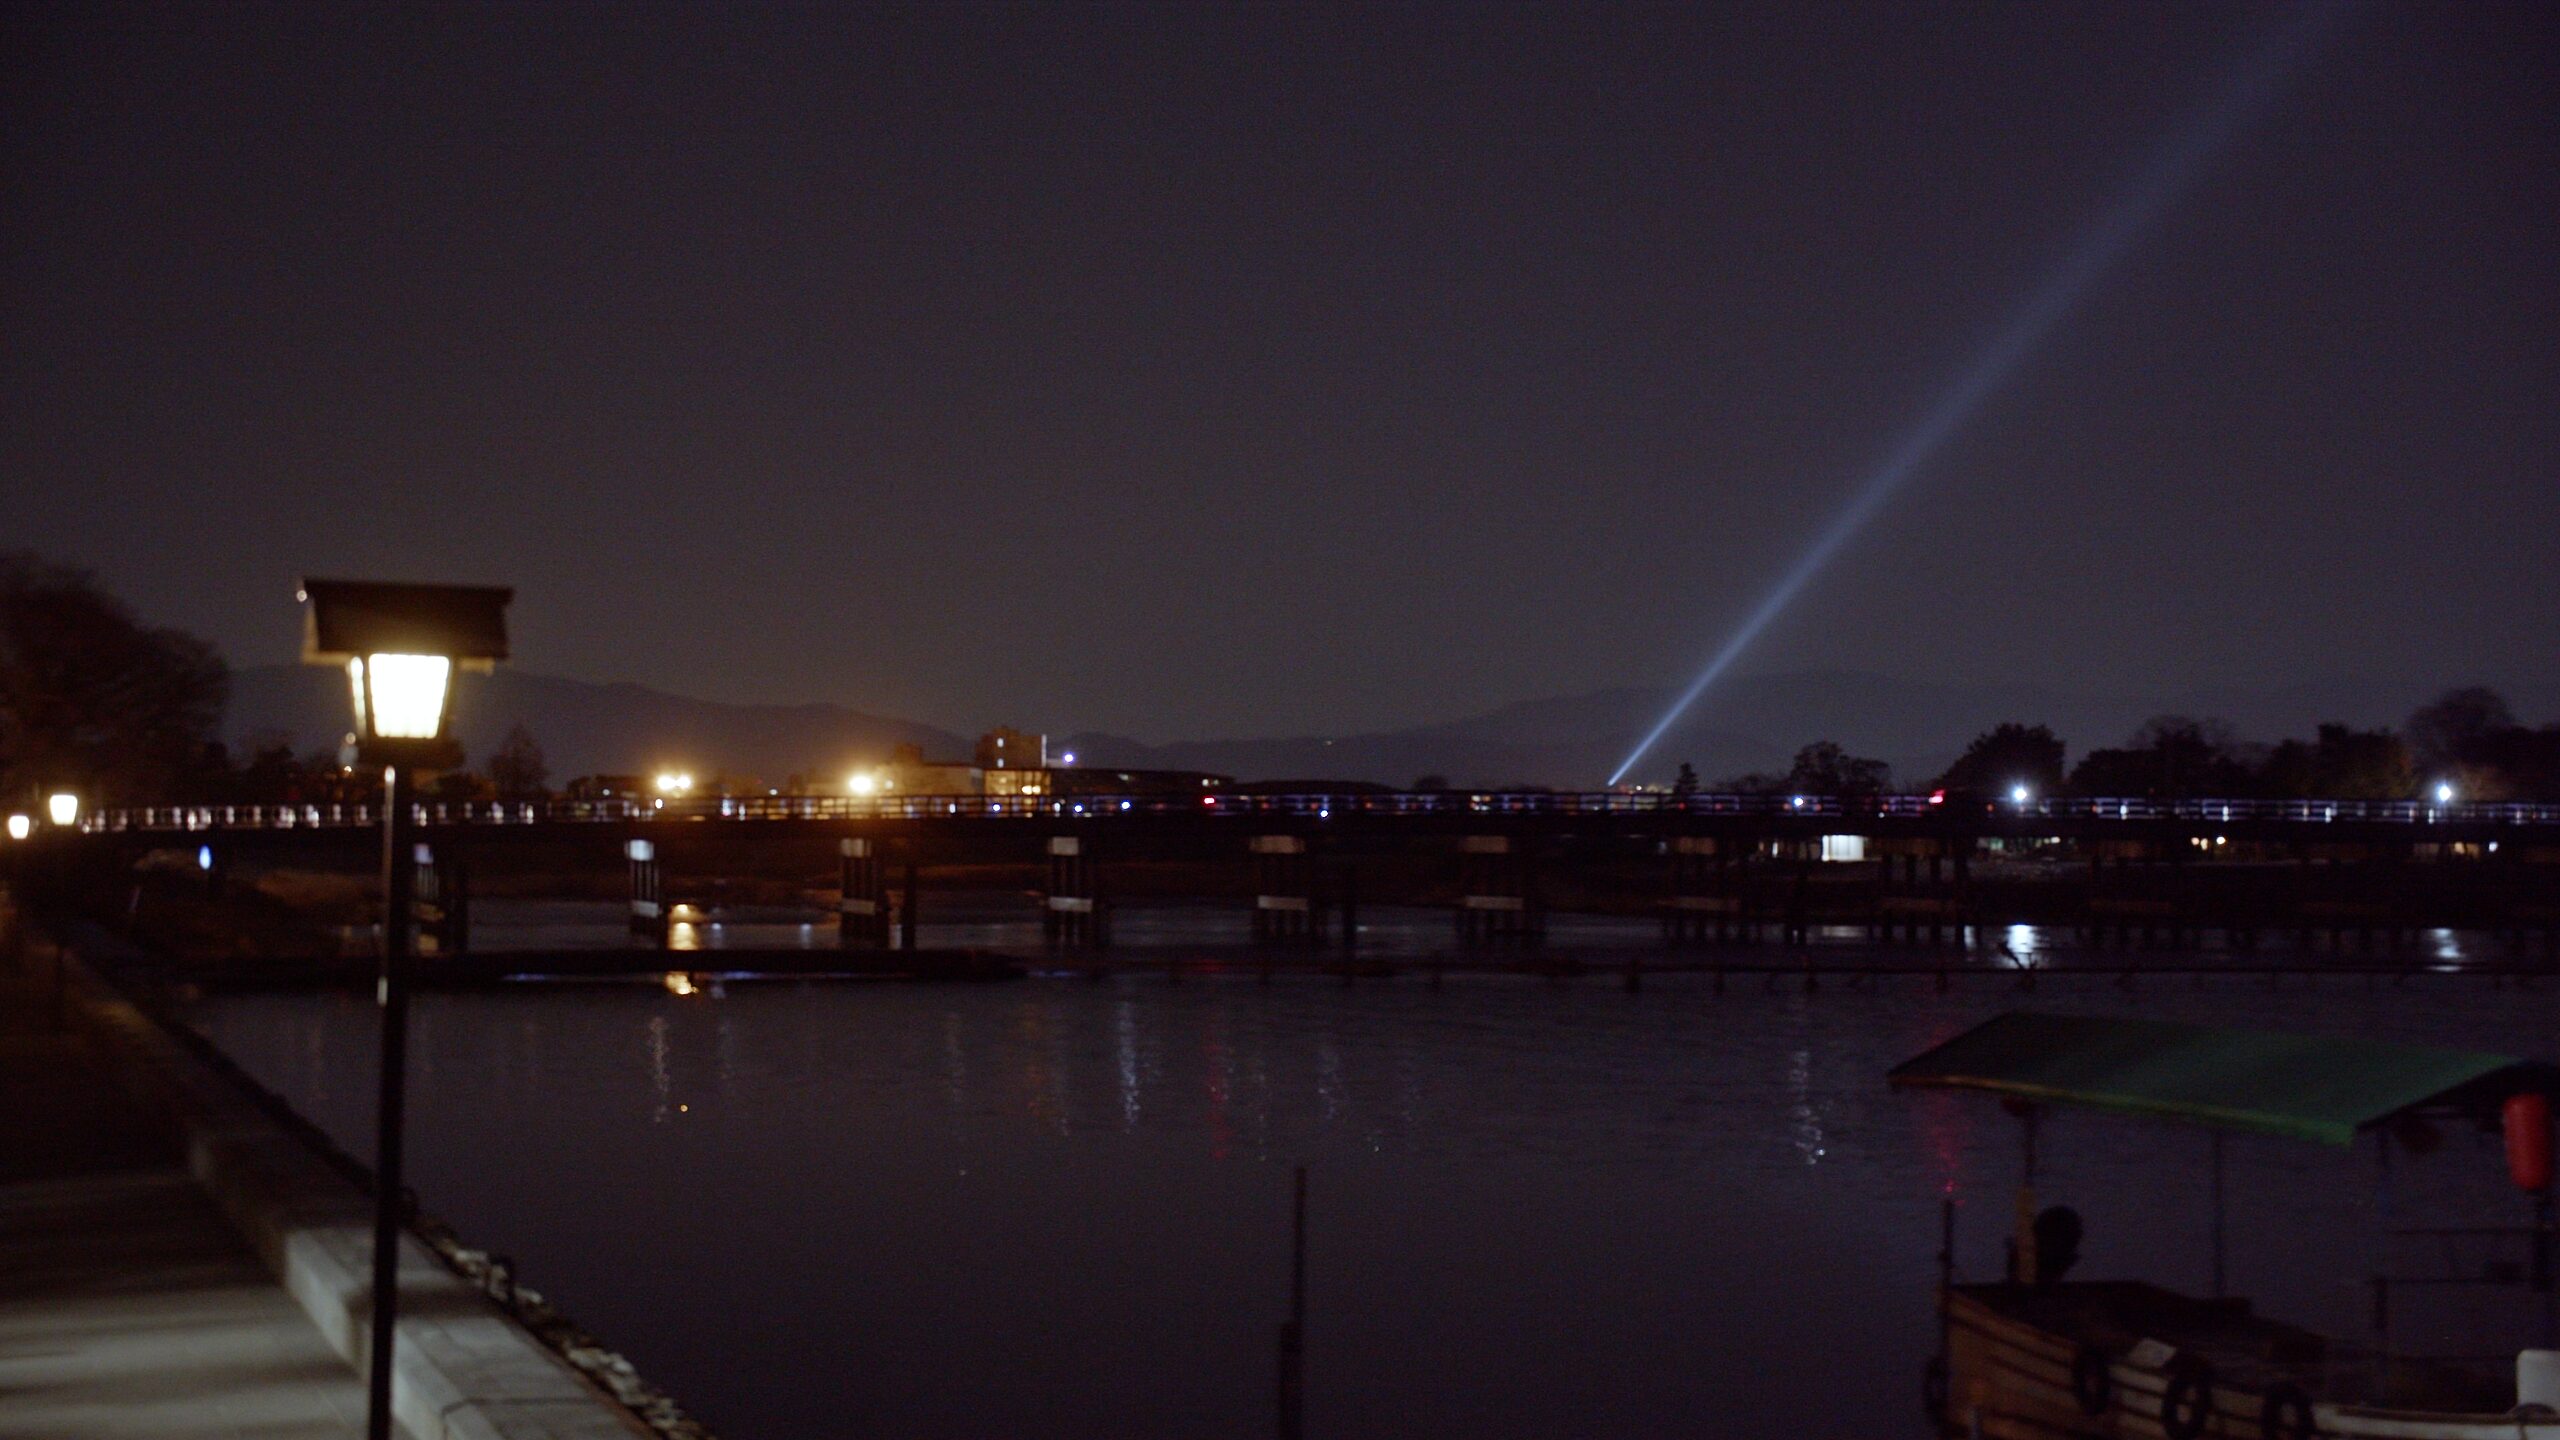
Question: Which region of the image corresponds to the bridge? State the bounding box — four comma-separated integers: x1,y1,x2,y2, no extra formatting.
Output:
58,789,2560,843
16,789,2554,973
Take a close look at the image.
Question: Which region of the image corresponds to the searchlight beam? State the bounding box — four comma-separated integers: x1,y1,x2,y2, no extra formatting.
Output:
1607,3,2355,786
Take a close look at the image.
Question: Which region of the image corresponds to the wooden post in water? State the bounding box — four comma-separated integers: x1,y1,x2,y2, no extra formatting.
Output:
1275,1165,1306,1440
2209,1131,2227,1299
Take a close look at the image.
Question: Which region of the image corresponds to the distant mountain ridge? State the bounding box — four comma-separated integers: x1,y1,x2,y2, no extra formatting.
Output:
224,665,966,786
225,664,2547,792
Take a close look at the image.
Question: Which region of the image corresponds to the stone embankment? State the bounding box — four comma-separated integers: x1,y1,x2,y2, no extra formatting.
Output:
20,909,715,1440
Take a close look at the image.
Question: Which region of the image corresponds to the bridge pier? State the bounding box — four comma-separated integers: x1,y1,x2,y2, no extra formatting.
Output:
413,844,469,956
1251,836,1323,948
1663,836,1750,945
2496,843,2560,963
2082,841,2198,951
1336,860,1360,957
900,854,919,952
1043,836,1107,951
626,839,668,948
2293,844,2407,955
1777,840,1815,947
1871,840,1969,946
1456,835,1543,950
839,837,889,949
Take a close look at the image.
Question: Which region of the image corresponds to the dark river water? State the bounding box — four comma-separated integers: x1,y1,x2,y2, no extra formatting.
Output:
186,920,2552,1438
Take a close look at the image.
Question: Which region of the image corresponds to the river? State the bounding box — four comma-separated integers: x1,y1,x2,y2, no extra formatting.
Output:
184,924,2552,1437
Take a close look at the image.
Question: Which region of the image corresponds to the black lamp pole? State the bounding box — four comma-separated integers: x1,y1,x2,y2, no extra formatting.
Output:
297,578,511,1440
367,762,417,1440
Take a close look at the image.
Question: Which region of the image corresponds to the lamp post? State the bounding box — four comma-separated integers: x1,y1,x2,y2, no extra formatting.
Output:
300,579,510,1440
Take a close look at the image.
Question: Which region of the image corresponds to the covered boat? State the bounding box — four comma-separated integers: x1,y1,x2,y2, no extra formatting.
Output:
1890,1011,2560,1438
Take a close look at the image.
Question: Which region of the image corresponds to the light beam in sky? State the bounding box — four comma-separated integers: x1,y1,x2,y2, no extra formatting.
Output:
1607,3,2356,787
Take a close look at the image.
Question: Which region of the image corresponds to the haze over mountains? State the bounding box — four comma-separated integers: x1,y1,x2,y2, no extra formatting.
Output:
224,665,2547,792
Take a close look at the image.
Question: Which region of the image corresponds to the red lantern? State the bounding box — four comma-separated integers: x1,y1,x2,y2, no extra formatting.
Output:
2505,1092,2552,1193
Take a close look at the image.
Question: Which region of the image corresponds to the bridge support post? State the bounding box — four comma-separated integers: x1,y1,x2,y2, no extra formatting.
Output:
899,855,919,952
1251,836,1318,948
1336,860,1360,956
839,837,888,949
1664,836,1743,946
413,844,468,957
1044,836,1105,952
626,839,667,948
1456,835,1543,950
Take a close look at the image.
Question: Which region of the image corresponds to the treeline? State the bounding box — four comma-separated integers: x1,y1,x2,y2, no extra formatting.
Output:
1707,688,2560,802
197,723,550,807
0,554,551,809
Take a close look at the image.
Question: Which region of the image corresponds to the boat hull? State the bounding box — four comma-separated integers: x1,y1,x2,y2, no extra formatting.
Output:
1941,1284,2558,1439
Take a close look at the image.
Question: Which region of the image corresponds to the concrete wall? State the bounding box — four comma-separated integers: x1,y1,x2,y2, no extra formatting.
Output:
63,955,667,1440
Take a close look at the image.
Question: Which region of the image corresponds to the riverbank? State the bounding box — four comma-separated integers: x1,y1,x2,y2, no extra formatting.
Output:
0,899,706,1440
0,940,366,1440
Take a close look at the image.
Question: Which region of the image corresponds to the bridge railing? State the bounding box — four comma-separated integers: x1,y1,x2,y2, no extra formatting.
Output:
71,791,2560,834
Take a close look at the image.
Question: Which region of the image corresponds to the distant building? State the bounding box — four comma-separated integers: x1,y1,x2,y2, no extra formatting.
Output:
976,727,1049,796
876,743,981,796
1050,767,1232,797
851,729,1224,800
975,727,1046,772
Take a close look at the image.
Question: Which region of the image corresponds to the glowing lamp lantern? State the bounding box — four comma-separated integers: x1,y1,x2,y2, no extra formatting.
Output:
5,814,28,841
2506,1092,2552,1193
295,577,509,1440
300,579,511,764
45,792,79,827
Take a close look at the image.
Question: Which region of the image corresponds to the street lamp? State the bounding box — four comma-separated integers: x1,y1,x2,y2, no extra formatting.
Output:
45,792,79,828
299,578,509,1440
5,814,27,842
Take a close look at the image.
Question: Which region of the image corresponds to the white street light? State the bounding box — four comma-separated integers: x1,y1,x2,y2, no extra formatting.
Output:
45,792,79,827
2433,781,2455,805
5,814,28,841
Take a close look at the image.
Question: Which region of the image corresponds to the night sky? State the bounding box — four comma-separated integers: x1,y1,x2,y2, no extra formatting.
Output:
6,1,2554,742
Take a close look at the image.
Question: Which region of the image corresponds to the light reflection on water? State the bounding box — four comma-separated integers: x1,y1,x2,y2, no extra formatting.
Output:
189,936,2551,1439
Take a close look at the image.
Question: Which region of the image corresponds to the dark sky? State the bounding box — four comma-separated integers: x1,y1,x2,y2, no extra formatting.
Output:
6,1,2554,741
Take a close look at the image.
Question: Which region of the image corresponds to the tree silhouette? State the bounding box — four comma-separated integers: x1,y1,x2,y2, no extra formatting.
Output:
1784,740,1890,796
0,554,227,805
2069,716,2245,798
1936,723,2066,794
488,723,549,799
2406,687,2514,771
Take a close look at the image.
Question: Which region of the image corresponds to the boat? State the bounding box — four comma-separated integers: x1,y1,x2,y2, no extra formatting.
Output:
1890,1011,2560,1438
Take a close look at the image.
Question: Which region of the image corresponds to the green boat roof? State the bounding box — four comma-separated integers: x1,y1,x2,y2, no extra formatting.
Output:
1887,1011,2559,1146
